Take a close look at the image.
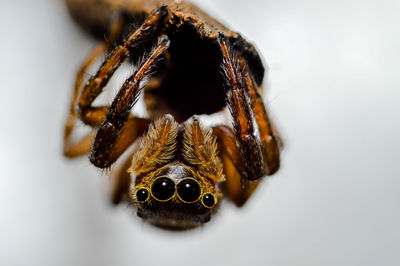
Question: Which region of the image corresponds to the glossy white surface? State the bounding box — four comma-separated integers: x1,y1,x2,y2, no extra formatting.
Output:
1,0,399,265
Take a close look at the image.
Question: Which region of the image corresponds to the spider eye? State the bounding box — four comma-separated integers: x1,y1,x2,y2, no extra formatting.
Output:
202,193,216,208
151,177,175,201
177,179,201,203
136,188,149,202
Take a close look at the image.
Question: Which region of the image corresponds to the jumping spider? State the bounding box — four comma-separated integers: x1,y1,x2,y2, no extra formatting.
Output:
63,0,281,230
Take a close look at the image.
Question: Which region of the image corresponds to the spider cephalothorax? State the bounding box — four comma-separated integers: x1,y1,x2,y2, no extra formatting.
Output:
63,0,281,230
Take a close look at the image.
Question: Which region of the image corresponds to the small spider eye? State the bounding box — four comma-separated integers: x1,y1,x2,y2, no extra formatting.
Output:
151,177,175,201
136,188,149,202
202,194,216,208
177,179,201,203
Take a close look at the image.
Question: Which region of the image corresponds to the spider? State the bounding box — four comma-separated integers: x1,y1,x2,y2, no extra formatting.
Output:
63,0,281,230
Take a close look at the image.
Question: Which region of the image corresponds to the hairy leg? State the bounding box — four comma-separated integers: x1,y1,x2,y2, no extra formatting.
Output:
64,6,167,158
215,33,281,205
77,5,167,125
217,33,264,180
63,42,111,157
90,35,170,168
240,57,281,175
213,126,261,207
110,140,142,205
64,17,123,157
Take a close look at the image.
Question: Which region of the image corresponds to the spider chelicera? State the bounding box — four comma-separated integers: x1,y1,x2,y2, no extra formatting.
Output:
63,0,281,230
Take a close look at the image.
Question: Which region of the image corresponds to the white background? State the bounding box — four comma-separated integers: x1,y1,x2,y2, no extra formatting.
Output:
1,0,399,265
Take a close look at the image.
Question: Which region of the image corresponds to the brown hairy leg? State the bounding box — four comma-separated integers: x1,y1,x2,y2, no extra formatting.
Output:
240,56,281,175
64,6,167,159
90,35,170,168
63,43,109,157
215,33,281,206
110,141,142,205
217,33,264,180
63,17,124,157
213,126,261,207
77,5,167,126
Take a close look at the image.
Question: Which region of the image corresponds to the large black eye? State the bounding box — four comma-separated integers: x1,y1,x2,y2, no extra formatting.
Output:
177,179,201,203
202,194,216,208
136,189,149,202
151,177,175,201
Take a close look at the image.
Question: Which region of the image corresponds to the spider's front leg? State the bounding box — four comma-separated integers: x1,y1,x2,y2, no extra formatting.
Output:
214,33,281,206
77,5,168,126
90,35,170,168
63,5,168,158
63,18,123,157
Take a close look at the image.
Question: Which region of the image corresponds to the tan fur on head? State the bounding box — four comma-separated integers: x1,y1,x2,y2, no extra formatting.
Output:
182,117,225,183
129,115,178,175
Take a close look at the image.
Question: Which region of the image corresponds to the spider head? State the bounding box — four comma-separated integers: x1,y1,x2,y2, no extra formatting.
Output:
127,115,224,229
129,162,221,230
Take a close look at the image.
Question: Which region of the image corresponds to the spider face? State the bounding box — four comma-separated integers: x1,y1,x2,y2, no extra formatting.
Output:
130,162,219,229
64,0,281,230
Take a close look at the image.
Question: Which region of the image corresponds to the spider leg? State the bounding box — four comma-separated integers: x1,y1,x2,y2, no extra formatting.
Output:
241,58,281,175
217,33,264,180
64,19,122,157
110,140,142,205
77,5,168,126
215,33,281,206
90,35,170,168
64,55,104,157
63,6,167,157
213,126,261,207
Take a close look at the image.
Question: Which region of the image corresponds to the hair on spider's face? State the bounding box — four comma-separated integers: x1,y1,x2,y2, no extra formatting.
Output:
126,115,224,229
